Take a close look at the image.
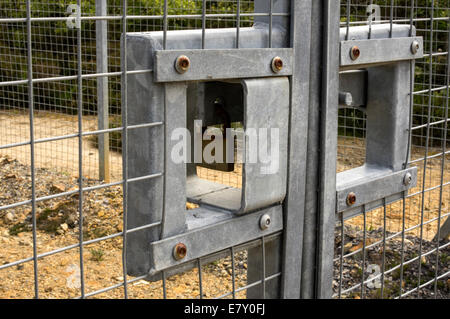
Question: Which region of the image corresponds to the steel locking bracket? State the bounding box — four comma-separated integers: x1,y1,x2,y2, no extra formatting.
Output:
124,1,292,278
337,24,423,220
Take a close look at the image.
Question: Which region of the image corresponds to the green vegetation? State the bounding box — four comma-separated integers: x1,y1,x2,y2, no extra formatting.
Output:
8,222,28,236
89,248,105,262
0,0,253,116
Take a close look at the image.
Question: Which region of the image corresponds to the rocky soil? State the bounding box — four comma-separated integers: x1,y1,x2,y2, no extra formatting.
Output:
333,224,450,299
0,113,448,298
0,154,249,299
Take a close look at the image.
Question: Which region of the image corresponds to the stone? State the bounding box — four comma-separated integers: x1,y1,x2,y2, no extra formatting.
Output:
344,242,353,253
4,212,14,222
50,183,65,193
18,239,31,246
421,256,427,265
60,223,68,232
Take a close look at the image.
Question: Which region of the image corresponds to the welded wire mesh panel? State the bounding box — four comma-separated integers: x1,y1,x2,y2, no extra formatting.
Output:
335,0,449,299
0,0,285,299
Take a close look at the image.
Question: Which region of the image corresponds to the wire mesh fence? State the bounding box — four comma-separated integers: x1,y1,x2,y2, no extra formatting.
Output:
335,0,449,299
0,0,448,299
0,0,285,299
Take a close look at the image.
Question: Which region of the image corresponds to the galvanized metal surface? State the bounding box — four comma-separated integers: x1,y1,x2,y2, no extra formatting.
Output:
0,0,448,300
340,37,423,68
336,166,418,213
154,48,294,82
148,205,283,275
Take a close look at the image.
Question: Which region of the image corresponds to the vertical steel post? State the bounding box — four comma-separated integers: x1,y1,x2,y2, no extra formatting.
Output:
96,0,110,182
316,0,340,299
279,0,313,299
301,0,322,298
301,0,339,299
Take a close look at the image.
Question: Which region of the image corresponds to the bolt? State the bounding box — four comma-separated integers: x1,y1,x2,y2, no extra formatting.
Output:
339,92,353,107
271,56,283,73
259,214,271,230
175,55,190,74
173,243,187,261
346,192,357,206
411,40,420,54
350,46,360,61
403,172,412,186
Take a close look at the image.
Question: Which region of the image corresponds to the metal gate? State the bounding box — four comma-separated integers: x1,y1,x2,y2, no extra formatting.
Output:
0,0,448,299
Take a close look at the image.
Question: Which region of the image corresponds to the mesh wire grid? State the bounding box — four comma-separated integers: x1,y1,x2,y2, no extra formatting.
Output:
335,0,449,299
0,0,285,299
0,0,448,299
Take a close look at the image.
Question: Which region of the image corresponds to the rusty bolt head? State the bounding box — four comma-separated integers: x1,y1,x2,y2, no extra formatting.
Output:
350,46,360,61
411,40,420,54
271,56,283,73
346,192,357,206
173,243,187,261
175,55,190,74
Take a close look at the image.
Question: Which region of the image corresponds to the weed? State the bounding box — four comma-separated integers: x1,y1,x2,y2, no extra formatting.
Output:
89,248,105,262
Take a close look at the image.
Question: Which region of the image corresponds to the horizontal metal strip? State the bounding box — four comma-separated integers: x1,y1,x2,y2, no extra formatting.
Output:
0,12,290,24
0,221,163,272
397,269,450,299
336,167,418,213
408,150,450,164
340,37,423,69
0,69,152,87
154,48,293,82
148,205,283,275
339,16,450,26
0,121,163,151
0,173,163,211
215,272,282,299
334,211,450,262
144,232,282,283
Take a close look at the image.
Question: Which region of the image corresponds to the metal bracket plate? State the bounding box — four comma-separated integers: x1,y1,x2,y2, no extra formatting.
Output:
148,205,283,275
336,166,417,215
154,48,294,82
340,37,423,69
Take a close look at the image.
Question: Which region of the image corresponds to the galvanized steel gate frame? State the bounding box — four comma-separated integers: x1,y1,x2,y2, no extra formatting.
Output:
0,0,448,299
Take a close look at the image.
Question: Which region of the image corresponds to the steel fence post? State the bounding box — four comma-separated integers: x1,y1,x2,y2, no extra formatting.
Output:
316,0,340,299
279,0,313,299
96,0,110,182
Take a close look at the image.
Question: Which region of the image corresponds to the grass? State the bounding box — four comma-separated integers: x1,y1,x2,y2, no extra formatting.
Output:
89,248,105,262
8,222,28,236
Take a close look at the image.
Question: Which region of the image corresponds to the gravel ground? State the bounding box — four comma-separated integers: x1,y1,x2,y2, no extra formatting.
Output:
333,224,450,299
0,112,448,299
0,154,249,299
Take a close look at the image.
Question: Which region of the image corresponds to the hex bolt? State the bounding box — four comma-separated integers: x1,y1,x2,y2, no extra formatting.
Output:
403,172,412,186
259,214,271,230
173,243,187,261
346,192,357,206
350,46,360,61
411,40,420,54
271,56,283,73
175,55,190,74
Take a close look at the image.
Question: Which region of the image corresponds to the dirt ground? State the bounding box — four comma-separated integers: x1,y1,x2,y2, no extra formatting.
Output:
0,112,448,299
